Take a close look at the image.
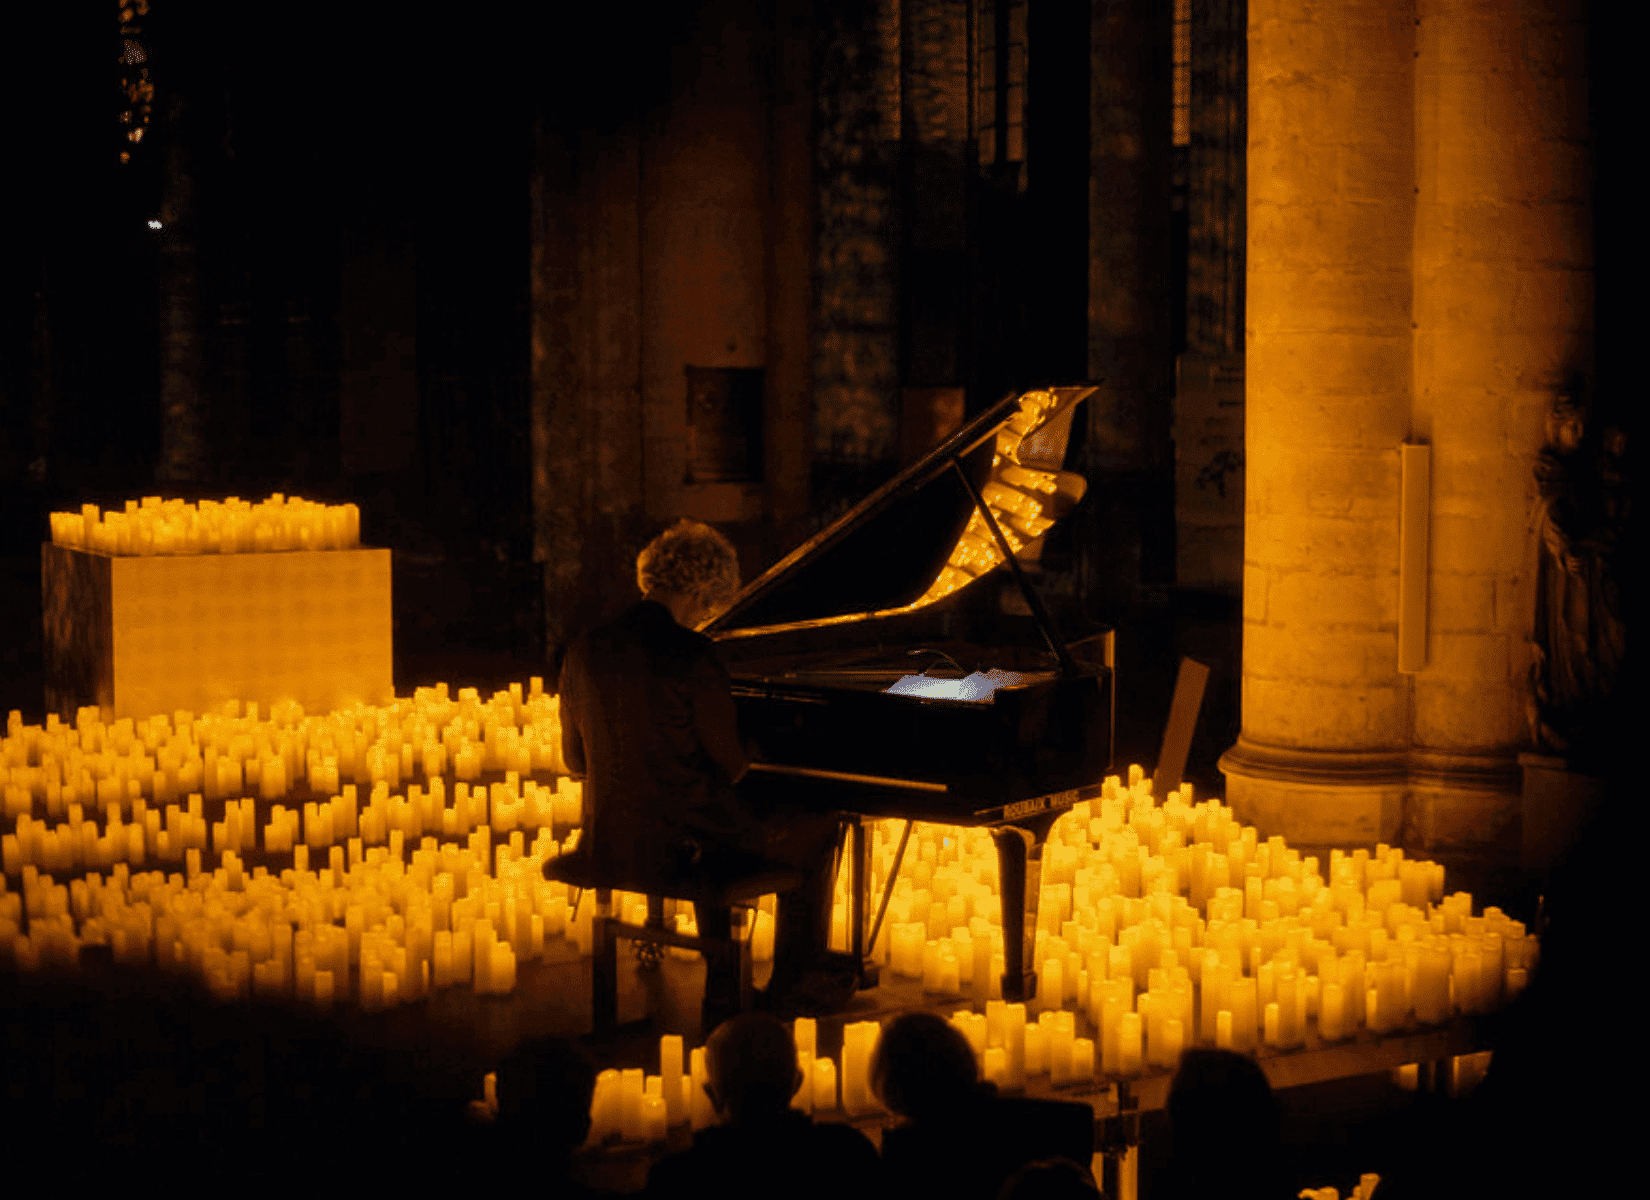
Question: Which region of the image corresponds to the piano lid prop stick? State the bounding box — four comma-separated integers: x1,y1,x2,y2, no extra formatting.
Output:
866,819,915,959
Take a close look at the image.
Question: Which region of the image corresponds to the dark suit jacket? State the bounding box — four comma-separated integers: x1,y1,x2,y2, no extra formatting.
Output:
881,1091,1096,1200
559,600,752,879
647,1111,884,1199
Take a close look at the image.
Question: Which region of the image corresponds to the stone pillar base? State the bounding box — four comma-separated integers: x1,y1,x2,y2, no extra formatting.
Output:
1407,750,1522,856
1220,738,1521,852
1220,739,1407,846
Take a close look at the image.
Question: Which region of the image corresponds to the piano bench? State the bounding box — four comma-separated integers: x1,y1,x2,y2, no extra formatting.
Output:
544,848,803,1035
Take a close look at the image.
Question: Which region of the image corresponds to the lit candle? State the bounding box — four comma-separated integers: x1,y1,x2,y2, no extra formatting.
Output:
1005,1004,1027,1090
1099,980,1128,1076
1025,1022,1047,1077
1229,977,1258,1052
983,1046,1008,1089
1049,1018,1073,1084
1118,1011,1143,1076
986,999,1008,1049
1042,957,1064,1015
1320,981,1345,1042
643,1093,667,1144
1216,1009,1233,1050
1163,1018,1184,1067
620,1068,645,1141
661,1035,685,1127
1072,1037,1095,1081
1263,1001,1280,1047
813,1056,837,1113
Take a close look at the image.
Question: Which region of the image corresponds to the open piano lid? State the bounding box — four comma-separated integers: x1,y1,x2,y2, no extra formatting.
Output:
703,385,1097,642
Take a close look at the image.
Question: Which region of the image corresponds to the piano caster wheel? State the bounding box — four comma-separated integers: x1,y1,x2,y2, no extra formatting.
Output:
633,940,666,970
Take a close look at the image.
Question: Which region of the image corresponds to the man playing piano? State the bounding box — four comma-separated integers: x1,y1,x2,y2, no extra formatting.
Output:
557,520,849,1027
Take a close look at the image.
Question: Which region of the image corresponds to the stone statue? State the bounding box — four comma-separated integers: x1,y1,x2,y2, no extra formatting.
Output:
1527,393,1628,769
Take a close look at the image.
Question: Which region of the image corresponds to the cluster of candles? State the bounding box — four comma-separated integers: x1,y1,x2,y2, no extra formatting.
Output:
2,691,1531,1080
821,769,1532,1088
48,494,361,556
0,684,600,1004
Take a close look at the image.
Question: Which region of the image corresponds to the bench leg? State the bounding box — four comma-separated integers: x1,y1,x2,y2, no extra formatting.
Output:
592,915,619,1035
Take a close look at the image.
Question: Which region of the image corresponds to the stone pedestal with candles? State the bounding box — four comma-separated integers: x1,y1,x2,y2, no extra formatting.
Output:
43,496,390,723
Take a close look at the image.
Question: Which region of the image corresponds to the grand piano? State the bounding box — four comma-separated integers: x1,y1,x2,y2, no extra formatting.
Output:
702,386,1113,1004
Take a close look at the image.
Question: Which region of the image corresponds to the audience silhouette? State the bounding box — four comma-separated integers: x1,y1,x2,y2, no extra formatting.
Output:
1159,1048,1287,1200
996,1157,1104,1200
477,1035,601,1195
646,1013,882,1199
874,1011,1094,1200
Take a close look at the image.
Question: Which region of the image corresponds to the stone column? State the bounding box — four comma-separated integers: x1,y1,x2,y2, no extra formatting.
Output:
1407,0,1592,848
1220,0,1415,845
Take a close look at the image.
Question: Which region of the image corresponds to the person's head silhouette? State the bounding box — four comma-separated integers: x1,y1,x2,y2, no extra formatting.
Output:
704,1013,803,1126
871,1011,981,1121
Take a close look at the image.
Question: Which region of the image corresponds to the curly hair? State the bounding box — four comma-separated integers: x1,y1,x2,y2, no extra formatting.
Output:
635,519,740,608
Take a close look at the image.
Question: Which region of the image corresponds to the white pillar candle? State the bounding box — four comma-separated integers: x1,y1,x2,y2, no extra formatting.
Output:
842,1023,879,1116
1263,1001,1280,1047
1042,957,1064,1014
620,1068,645,1141
938,947,961,994
986,999,1008,1049
1024,1022,1046,1077
1163,1018,1184,1067
1072,1037,1095,1081
813,1056,837,1113
1005,1004,1027,1089
984,1046,1008,1089
643,1093,667,1144
1320,982,1344,1042
1229,977,1258,1052
1342,950,1366,1028
1100,981,1128,1075
1118,1011,1143,1076
661,1035,685,1127
1277,969,1300,1047
1049,1020,1074,1084
1216,1009,1233,1050
589,1069,619,1143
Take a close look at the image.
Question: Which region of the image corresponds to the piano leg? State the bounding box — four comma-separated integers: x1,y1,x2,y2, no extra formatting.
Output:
848,817,879,989
991,826,1044,1004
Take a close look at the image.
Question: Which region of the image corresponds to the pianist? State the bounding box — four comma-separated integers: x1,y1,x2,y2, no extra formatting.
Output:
557,519,846,1025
